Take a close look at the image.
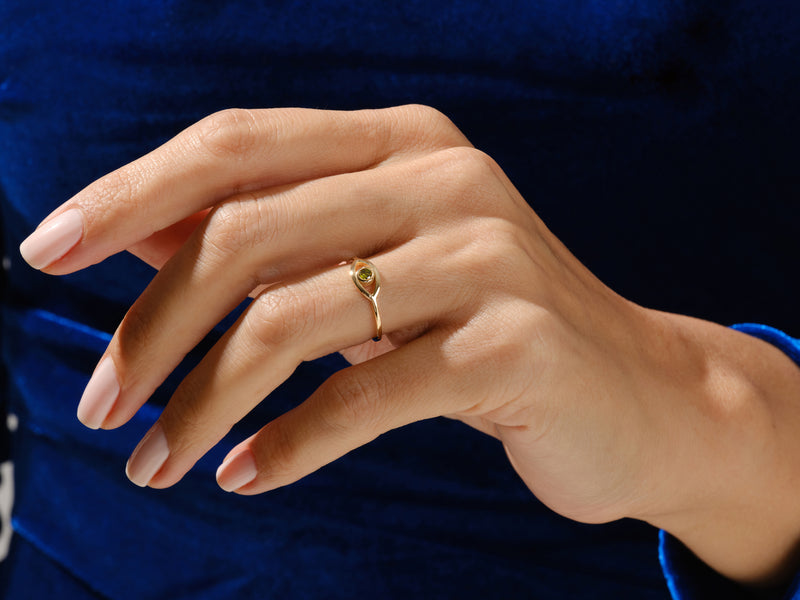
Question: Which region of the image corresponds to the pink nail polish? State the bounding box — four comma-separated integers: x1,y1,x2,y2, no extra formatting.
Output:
216,449,258,492
77,357,120,430
126,423,170,487
19,208,84,269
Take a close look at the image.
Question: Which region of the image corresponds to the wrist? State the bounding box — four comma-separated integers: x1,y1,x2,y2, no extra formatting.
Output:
633,310,800,586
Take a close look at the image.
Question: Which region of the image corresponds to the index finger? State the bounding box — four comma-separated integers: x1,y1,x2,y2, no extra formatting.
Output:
20,105,468,274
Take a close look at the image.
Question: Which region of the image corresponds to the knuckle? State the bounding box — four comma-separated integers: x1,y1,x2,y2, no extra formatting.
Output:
201,196,275,258
203,202,250,255
426,147,504,212
248,287,316,352
192,108,259,158
323,371,383,434
447,146,500,183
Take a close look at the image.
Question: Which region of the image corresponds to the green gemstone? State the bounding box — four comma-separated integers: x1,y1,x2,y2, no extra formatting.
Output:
357,267,373,283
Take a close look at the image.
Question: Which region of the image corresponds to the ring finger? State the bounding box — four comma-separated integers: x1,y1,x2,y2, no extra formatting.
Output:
125,240,471,488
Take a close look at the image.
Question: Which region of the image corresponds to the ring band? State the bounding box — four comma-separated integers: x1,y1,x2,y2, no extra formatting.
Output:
350,257,382,341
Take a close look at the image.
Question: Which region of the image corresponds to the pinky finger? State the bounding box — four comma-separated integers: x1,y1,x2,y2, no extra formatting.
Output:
216,328,471,494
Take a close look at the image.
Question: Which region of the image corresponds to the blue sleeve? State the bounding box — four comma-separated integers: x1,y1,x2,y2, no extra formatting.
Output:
659,324,800,600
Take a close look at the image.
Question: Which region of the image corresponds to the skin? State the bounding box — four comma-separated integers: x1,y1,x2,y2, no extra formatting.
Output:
21,105,800,587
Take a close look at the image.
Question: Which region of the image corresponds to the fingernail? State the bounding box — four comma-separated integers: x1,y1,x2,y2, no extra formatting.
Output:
216,449,258,492
77,357,120,429
19,208,84,269
126,423,170,487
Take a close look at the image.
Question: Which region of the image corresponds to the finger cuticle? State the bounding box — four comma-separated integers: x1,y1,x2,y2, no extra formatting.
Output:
126,422,170,487
77,356,120,430
216,449,258,492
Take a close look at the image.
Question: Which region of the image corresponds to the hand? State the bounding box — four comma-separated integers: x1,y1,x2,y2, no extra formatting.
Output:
20,105,800,585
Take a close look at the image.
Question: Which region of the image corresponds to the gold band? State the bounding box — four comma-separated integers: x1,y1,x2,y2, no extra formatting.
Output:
350,257,382,341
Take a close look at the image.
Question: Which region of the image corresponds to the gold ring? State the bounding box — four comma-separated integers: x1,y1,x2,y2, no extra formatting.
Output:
350,257,382,341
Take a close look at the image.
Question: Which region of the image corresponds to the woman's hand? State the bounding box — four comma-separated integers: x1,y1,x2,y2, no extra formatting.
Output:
19,105,800,586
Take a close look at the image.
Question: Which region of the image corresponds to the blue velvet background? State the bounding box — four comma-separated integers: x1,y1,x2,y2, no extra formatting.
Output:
0,1,798,598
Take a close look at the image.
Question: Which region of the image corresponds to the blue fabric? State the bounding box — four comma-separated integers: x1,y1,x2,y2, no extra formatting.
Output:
729,325,800,367
0,1,798,598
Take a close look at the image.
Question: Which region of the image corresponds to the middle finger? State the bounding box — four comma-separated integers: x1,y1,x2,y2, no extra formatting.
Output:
124,239,468,488
76,153,453,431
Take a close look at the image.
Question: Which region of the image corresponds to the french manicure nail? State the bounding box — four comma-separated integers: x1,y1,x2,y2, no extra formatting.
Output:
77,357,120,430
126,423,170,487
216,449,258,492
19,208,84,270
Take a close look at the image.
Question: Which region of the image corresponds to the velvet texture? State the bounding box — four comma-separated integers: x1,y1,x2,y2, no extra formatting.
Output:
0,1,798,598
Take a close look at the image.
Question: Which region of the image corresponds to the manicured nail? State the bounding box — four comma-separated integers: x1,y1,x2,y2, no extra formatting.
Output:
216,449,258,492
77,357,120,429
19,208,84,270
126,423,170,487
